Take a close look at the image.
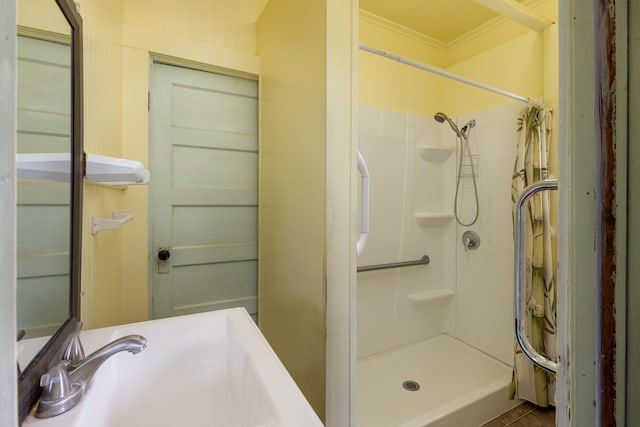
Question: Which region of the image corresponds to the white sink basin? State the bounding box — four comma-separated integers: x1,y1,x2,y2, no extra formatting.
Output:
23,308,324,427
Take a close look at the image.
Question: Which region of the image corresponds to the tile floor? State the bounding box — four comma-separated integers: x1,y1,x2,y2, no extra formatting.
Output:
480,402,555,426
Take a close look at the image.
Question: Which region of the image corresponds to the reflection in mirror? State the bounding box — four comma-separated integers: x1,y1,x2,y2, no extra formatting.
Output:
16,0,82,424
16,34,71,341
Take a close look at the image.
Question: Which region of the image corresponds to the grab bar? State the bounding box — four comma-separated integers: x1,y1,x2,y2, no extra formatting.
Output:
357,255,430,273
514,179,558,373
356,151,370,256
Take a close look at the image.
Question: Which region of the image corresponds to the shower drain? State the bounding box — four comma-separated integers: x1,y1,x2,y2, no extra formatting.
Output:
402,380,420,392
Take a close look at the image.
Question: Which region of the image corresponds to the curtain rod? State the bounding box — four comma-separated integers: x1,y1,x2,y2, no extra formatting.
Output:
358,43,534,105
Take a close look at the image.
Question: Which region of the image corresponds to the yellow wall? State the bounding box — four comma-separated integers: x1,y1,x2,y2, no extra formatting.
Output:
78,0,262,328
359,12,446,117
256,1,357,421
443,31,544,116
256,0,328,418
80,0,126,329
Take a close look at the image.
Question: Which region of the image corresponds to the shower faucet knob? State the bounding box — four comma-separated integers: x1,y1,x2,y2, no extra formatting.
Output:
462,231,481,252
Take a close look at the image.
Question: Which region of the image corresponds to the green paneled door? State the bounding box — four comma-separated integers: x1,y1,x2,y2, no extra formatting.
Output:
149,63,258,320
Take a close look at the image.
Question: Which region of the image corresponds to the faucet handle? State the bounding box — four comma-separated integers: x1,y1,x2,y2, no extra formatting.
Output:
37,363,83,418
40,364,73,400
62,321,85,363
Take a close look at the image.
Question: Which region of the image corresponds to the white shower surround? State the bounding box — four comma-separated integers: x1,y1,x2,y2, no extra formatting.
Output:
357,103,524,425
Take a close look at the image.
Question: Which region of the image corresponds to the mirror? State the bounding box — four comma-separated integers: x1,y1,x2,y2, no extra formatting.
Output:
16,5,71,343
16,0,82,423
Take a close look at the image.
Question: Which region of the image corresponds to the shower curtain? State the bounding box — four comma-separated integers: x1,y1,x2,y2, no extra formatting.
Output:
509,105,556,407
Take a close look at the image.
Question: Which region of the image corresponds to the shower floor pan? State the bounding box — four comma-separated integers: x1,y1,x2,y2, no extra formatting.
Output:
357,334,520,427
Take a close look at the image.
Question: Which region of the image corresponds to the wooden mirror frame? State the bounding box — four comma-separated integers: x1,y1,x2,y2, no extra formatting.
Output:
17,0,83,423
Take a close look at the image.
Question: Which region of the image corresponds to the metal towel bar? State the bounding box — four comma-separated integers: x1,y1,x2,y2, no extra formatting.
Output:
357,255,430,273
514,179,559,373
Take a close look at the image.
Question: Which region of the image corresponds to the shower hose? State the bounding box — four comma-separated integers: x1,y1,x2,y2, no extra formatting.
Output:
454,132,479,227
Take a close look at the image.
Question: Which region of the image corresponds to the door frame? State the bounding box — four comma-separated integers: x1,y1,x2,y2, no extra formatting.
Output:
558,0,628,425
626,2,640,425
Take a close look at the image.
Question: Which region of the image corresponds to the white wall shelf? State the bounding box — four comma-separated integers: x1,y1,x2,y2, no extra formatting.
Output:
408,289,454,306
416,145,454,162
414,213,454,227
85,154,150,185
16,152,150,185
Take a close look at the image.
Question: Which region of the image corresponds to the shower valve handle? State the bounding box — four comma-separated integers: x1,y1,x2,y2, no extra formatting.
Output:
462,231,480,251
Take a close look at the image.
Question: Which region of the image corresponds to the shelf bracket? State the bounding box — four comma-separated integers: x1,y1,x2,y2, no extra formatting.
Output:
92,210,134,235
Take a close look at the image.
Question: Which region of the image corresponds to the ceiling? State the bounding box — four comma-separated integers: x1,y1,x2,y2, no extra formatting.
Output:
359,0,527,44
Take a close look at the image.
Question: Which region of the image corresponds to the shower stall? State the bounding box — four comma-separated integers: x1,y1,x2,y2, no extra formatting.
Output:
356,93,532,426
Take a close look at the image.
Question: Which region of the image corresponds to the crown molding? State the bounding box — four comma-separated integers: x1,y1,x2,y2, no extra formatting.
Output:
359,9,447,51
474,0,552,32
359,0,549,53
448,0,548,50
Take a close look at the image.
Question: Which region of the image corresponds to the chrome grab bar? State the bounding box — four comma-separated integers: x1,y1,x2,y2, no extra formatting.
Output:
356,151,370,256
357,255,430,273
514,179,559,373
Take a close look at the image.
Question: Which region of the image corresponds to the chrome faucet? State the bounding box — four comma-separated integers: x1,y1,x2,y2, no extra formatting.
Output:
36,322,147,418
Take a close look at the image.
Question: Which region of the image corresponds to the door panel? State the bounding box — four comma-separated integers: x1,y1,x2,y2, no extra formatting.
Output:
150,63,258,319
172,146,257,188
172,207,257,245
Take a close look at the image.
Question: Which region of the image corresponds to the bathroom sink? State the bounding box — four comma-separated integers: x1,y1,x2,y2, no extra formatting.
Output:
23,308,323,427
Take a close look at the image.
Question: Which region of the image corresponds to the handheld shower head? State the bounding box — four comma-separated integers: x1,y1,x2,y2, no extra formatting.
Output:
434,112,463,137
434,112,447,123
435,112,480,227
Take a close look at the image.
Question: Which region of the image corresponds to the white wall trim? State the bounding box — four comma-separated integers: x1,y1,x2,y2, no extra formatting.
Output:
325,0,357,425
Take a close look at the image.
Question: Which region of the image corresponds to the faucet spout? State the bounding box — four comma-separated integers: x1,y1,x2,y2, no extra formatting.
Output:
69,335,147,390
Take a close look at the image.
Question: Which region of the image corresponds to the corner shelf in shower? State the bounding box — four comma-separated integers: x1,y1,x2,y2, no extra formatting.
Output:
408,289,454,305
416,145,454,162
414,213,454,227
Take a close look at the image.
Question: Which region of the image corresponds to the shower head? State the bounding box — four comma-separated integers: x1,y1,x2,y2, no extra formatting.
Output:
434,112,463,137
434,112,448,123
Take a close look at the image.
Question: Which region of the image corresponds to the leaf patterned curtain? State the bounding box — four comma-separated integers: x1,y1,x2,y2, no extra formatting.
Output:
509,105,556,407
